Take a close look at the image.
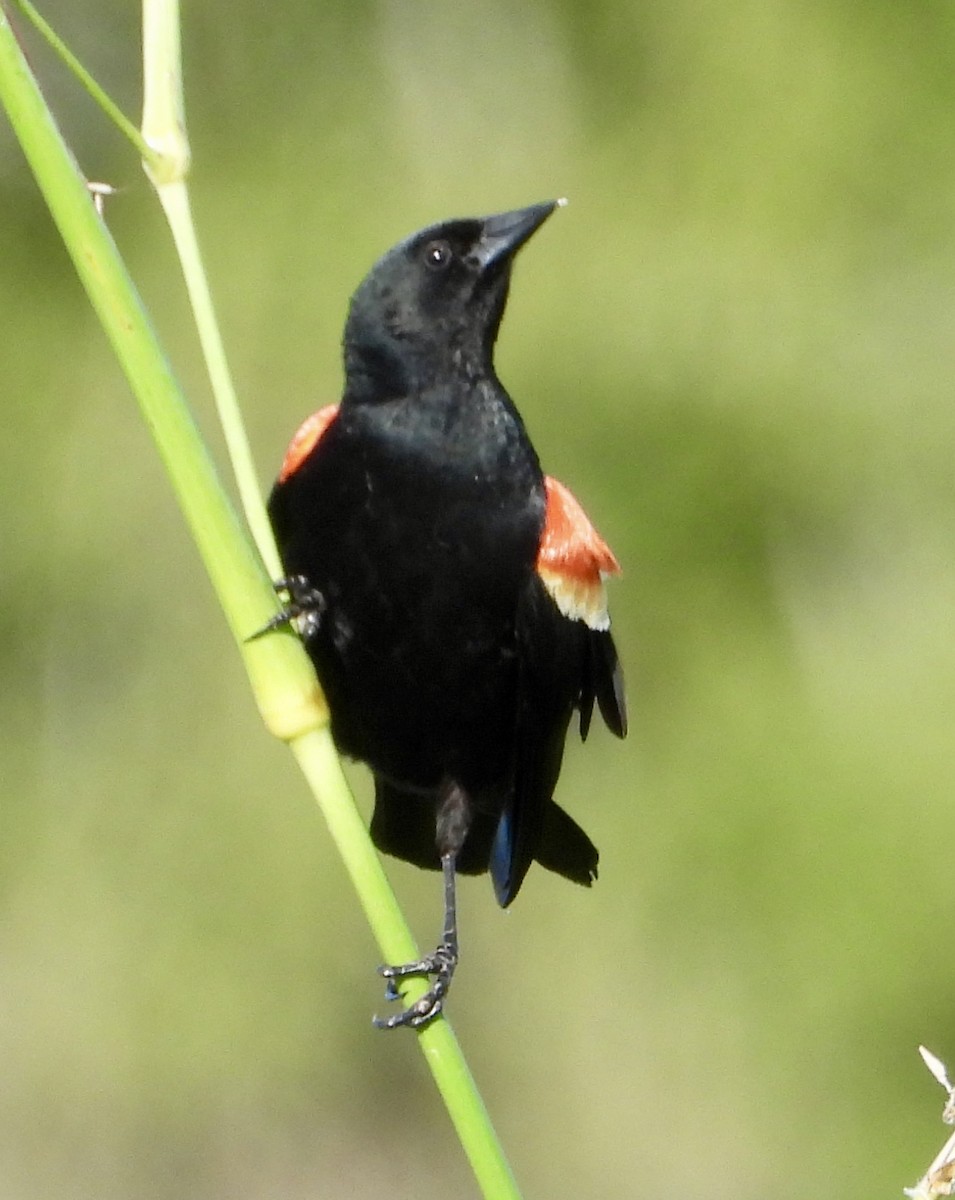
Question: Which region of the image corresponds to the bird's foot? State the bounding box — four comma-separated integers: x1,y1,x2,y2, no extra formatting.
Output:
373,942,458,1030
247,575,326,642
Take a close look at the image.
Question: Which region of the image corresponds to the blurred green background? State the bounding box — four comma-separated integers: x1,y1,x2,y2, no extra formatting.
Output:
3,1,955,1196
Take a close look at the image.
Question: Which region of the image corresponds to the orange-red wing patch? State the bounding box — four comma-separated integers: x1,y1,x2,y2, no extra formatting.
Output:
278,404,340,483
535,476,620,631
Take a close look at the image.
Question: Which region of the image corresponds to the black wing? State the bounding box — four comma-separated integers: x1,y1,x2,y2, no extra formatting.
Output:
489,574,625,906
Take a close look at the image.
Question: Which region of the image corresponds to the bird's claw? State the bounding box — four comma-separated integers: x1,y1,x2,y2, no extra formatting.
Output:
247,575,326,642
372,943,457,1030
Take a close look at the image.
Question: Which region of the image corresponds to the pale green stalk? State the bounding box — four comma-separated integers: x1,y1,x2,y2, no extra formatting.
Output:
140,2,281,578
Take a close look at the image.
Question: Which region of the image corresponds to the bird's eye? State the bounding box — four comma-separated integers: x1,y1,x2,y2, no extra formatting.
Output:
423,240,453,271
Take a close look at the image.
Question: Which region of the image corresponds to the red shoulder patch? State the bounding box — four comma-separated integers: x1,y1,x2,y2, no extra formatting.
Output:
535,476,620,631
277,405,339,483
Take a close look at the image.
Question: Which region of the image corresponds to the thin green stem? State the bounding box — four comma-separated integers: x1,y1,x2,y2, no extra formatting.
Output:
292,730,522,1199
12,0,156,165
154,181,282,578
141,0,280,578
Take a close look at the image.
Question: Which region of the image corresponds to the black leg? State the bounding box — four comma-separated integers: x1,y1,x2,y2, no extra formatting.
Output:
373,852,459,1030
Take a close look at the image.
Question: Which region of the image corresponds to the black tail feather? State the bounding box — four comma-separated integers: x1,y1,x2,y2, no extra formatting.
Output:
534,801,599,886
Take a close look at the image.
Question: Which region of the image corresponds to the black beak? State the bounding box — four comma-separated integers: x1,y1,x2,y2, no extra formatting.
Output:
471,200,561,272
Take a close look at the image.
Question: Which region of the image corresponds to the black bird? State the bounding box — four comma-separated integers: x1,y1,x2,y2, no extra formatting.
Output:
267,201,626,1028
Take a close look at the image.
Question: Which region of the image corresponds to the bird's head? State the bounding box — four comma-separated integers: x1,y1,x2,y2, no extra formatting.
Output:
342,201,560,400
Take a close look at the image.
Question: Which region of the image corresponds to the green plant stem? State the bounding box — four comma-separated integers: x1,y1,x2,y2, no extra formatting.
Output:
140,0,277,575
0,6,523,1197
153,180,283,577
13,0,156,165
292,731,522,1197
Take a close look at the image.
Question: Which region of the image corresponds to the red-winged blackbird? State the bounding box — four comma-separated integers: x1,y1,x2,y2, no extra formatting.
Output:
267,201,626,1028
